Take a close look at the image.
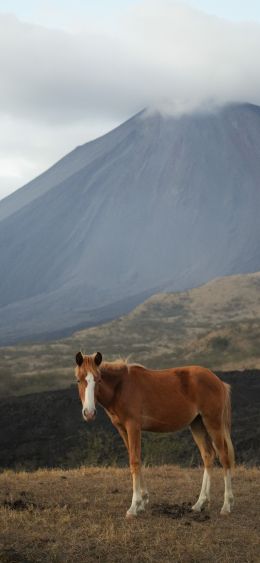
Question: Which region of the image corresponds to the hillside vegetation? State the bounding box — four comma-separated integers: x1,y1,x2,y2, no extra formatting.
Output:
0,466,259,562
0,272,259,398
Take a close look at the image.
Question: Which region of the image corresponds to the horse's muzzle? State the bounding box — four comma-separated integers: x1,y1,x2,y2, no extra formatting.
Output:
82,408,96,422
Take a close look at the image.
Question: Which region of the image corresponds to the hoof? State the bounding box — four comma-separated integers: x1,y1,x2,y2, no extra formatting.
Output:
192,497,209,513
126,511,137,519
220,508,231,516
221,498,233,515
192,504,202,513
126,498,146,518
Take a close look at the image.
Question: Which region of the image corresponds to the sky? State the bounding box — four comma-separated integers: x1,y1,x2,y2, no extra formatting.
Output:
1,0,260,199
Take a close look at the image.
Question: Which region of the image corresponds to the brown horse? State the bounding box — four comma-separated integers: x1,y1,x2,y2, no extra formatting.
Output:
75,352,235,518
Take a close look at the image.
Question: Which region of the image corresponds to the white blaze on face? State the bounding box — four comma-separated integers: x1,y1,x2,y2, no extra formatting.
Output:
82,372,95,417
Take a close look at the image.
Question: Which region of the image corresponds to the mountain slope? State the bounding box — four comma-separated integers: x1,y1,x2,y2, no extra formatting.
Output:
0,103,260,344
0,271,259,398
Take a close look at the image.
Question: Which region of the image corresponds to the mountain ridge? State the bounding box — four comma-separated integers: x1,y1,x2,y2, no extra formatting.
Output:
0,103,260,344
0,109,145,222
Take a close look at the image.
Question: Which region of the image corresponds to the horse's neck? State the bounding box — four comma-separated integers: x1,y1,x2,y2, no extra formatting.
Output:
97,364,126,409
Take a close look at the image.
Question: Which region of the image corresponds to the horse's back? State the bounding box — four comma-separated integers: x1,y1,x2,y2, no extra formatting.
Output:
127,364,225,432
132,363,226,405
130,363,224,395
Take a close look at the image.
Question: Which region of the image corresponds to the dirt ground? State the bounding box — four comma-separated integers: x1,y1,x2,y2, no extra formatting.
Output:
0,465,259,562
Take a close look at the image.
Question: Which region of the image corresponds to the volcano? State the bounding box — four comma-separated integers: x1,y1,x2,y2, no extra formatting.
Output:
0,103,260,344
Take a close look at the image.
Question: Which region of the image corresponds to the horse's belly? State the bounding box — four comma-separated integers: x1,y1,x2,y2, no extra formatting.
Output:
141,401,197,432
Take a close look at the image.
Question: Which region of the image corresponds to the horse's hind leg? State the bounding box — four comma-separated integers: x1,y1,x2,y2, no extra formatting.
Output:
140,473,149,506
202,416,234,515
190,415,216,512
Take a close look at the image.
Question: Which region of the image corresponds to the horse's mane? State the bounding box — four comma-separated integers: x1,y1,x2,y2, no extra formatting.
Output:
101,358,128,376
101,358,145,377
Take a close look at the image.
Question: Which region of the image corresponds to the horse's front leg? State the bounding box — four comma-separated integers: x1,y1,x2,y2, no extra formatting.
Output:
125,421,145,518
115,422,149,512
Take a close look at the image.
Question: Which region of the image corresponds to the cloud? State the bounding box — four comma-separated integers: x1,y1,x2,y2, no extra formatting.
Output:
123,1,260,111
1,1,260,198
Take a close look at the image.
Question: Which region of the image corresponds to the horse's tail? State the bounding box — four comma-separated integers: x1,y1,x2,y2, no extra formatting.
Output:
222,383,235,469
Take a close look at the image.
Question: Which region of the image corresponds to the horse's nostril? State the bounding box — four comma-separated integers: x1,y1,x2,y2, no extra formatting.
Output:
83,408,96,420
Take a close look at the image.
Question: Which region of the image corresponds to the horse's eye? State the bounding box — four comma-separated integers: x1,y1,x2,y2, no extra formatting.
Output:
77,379,80,383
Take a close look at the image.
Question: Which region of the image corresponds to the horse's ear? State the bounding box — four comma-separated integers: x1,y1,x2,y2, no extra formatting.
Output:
94,352,102,366
75,352,84,366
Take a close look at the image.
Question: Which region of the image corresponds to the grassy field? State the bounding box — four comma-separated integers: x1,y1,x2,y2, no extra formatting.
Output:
0,465,259,563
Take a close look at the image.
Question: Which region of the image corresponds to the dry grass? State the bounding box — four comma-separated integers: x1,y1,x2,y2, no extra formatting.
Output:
0,465,259,562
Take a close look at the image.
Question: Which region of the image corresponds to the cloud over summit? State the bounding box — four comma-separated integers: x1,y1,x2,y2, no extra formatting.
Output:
1,0,260,197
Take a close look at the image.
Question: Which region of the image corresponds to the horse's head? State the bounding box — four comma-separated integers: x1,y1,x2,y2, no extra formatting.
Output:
75,351,102,421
